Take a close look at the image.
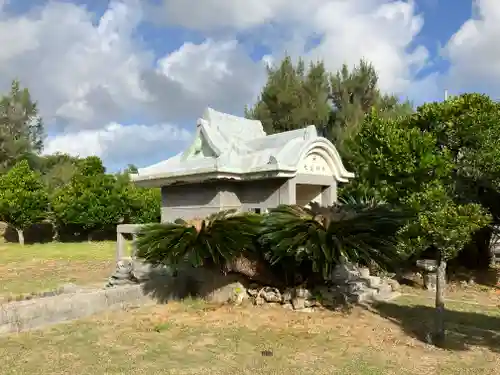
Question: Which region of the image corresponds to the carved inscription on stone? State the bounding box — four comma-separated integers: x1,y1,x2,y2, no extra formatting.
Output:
298,153,331,176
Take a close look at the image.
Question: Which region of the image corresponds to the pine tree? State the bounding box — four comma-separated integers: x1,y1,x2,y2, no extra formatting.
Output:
246,57,413,157
0,80,45,171
245,56,331,134
327,60,413,152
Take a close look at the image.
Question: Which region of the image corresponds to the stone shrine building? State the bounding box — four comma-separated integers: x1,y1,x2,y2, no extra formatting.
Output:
131,108,354,222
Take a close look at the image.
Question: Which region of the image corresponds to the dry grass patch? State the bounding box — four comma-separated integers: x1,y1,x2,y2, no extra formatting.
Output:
1,297,499,374
0,242,117,298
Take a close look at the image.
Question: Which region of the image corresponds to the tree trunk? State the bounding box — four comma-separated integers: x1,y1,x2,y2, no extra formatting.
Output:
52,226,59,242
223,252,283,287
16,228,25,246
433,252,447,346
488,225,499,268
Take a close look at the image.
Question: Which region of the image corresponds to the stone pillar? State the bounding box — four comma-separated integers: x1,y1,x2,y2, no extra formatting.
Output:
131,234,138,258
320,184,337,206
160,186,171,223
279,178,296,205
416,259,445,293
116,231,126,261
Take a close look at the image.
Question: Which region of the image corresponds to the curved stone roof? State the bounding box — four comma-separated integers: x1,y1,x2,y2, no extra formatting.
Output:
131,108,354,186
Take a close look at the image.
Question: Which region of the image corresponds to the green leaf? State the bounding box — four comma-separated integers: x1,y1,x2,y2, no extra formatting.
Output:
135,211,263,269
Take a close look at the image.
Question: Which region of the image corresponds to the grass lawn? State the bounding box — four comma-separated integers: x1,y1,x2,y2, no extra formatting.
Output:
1,242,500,374
0,241,118,298
1,297,499,374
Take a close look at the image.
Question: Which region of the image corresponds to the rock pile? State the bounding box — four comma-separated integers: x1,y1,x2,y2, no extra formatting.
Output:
107,258,137,287
247,285,320,312
241,263,401,312
328,262,400,303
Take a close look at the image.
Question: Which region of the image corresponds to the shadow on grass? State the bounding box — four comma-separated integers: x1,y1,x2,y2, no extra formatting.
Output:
447,267,500,289
140,268,197,303
368,301,500,352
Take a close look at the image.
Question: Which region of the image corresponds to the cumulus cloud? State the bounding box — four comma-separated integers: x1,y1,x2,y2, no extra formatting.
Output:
0,0,265,126
151,0,500,107
152,0,432,96
0,0,267,168
147,0,289,31
0,0,149,129
44,122,191,167
442,0,500,97
146,38,266,122
4,0,500,170
0,0,439,167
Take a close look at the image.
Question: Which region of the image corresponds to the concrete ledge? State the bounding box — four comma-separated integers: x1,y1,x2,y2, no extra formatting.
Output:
117,224,146,234
0,267,258,336
0,285,151,335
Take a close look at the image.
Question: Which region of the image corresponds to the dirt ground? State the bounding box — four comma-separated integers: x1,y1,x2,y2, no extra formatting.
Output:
1,295,499,375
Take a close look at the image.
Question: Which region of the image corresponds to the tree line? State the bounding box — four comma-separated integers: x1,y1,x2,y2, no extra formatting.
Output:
0,81,160,245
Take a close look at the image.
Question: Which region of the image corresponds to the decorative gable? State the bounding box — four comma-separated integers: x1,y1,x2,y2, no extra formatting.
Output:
298,152,332,176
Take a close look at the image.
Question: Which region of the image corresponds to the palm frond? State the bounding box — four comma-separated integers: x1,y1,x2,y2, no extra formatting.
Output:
136,222,198,266
260,202,411,279
135,210,263,269
325,206,410,269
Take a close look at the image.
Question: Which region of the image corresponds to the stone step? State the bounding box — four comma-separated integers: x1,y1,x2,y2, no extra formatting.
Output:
359,276,381,288
373,291,401,302
374,283,392,295
349,285,401,303
349,288,377,303
346,280,368,293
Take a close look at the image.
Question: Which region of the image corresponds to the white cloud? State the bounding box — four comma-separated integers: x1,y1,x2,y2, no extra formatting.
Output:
442,0,500,97
153,0,432,95
6,0,500,171
153,39,265,111
0,0,265,169
44,123,191,167
304,1,429,94
147,0,289,31
0,0,438,169
0,0,152,129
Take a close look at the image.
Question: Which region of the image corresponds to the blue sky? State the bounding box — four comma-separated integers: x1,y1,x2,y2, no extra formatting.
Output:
0,0,498,172
412,0,470,77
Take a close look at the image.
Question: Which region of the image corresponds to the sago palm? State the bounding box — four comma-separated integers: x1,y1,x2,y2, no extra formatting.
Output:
259,200,409,280
135,210,279,285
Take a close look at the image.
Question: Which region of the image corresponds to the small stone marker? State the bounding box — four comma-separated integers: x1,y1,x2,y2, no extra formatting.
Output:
261,350,273,357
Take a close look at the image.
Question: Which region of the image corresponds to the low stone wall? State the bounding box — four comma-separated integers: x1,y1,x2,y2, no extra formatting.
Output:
0,262,249,335
0,284,151,335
